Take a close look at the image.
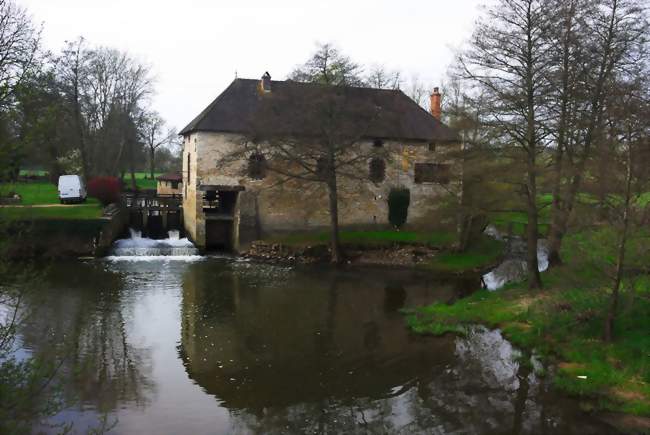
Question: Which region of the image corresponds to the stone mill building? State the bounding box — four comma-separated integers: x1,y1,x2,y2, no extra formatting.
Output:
179,73,460,251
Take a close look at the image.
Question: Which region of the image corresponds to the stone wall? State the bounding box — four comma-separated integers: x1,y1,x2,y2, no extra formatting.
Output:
156,180,183,196
183,131,461,249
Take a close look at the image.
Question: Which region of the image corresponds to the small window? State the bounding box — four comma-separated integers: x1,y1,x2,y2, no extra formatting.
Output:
248,152,267,179
373,139,384,148
171,181,179,189
428,142,436,152
414,163,450,184
369,158,386,183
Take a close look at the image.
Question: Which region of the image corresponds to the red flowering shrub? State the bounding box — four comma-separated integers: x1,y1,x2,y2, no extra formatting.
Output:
87,176,121,206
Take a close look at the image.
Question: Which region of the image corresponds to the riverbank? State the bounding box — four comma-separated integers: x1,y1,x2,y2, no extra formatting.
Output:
244,230,504,274
404,232,650,427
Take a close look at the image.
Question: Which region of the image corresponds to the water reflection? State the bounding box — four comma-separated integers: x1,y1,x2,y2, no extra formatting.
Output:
11,259,616,434
19,261,155,412
179,264,459,411
178,262,613,434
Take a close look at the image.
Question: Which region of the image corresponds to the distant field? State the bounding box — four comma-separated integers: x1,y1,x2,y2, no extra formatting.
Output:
121,172,161,190
19,169,48,177
1,181,102,220
17,169,162,190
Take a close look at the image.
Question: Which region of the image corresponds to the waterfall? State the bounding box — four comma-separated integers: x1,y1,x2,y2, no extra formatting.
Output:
482,225,550,291
109,229,200,258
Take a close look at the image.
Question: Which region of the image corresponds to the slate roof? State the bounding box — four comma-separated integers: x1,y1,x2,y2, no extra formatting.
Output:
157,172,182,182
180,78,458,143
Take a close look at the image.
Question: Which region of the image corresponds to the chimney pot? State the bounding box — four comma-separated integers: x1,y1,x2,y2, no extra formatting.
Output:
260,71,272,93
430,87,441,120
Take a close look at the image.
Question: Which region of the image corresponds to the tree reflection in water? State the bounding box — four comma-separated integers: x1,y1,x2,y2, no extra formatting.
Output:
179,261,613,435
9,259,616,434
18,261,154,413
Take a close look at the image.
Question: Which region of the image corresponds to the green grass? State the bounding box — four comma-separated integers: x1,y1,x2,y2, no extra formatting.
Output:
1,182,102,220
3,181,59,205
490,210,550,236
121,172,160,190
419,236,504,273
0,205,103,220
488,193,554,236
405,231,650,417
267,229,457,248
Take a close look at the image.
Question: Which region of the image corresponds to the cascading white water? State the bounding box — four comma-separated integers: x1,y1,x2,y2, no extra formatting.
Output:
109,228,200,257
482,225,549,291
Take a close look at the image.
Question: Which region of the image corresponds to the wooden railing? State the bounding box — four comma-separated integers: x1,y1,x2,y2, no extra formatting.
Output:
122,191,182,211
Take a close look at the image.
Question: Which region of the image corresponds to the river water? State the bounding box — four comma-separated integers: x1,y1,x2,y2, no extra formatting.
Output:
13,256,616,434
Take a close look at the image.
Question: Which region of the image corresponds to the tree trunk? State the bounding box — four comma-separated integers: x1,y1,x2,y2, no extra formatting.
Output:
526,161,542,289
149,147,155,180
548,1,618,267
112,136,126,177
326,173,343,264
73,90,90,179
128,140,137,191
604,141,632,342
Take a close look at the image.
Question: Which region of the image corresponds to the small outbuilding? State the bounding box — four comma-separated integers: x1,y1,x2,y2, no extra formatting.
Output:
156,172,183,196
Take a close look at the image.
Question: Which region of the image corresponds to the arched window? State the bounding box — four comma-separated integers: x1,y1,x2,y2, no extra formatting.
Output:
248,152,267,180
369,158,386,183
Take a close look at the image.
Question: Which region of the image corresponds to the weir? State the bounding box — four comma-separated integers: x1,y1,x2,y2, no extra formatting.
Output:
110,229,199,257
123,191,183,239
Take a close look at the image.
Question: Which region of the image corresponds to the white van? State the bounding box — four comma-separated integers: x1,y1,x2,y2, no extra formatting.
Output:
58,175,87,204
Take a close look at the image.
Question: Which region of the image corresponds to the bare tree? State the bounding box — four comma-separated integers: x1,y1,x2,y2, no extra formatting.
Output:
56,42,153,181
365,64,402,89
440,77,509,251
57,38,91,178
0,0,40,110
289,42,365,87
546,0,648,265
404,74,429,110
458,0,552,289
221,86,385,263
601,70,649,342
139,111,176,179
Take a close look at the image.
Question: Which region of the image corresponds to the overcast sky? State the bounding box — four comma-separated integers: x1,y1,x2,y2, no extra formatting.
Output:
20,0,484,131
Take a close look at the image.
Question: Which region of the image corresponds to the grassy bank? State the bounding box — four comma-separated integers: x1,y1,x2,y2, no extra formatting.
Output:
1,181,102,220
405,232,650,417
121,172,160,190
418,236,503,273
265,230,504,273
0,205,103,220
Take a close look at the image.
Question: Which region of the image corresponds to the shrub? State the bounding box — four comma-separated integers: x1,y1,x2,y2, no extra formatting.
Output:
87,176,121,206
388,187,410,228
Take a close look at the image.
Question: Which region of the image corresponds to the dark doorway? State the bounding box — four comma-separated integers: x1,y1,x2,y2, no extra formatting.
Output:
206,220,233,250
202,189,241,251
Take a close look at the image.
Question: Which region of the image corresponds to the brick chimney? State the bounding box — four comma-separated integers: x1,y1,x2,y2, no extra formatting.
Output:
260,71,272,93
430,87,441,120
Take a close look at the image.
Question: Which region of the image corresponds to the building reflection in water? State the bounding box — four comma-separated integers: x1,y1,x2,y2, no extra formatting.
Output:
178,261,611,435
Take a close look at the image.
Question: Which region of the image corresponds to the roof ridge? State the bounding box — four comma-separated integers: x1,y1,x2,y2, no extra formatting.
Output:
234,77,404,93
179,77,459,142
179,79,240,134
